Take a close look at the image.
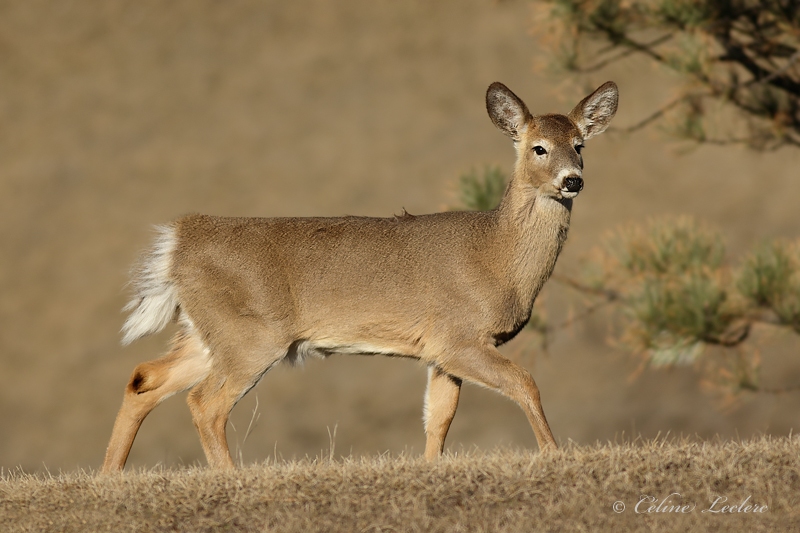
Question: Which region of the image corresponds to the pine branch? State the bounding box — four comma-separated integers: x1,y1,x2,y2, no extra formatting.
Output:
739,382,800,394
741,49,800,88
718,41,800,94
577,33,674,73
538,0,800,150
551,274,620,301
609,94,687,133
544,299,617,334
593,22,669,65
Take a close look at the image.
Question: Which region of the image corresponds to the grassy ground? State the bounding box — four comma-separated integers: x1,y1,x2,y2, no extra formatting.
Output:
2,436,798,532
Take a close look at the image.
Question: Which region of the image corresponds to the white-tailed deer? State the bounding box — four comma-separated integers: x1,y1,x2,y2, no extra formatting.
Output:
101,81,618,472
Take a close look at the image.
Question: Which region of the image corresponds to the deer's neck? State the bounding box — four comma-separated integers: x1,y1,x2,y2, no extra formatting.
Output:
495,179,572,313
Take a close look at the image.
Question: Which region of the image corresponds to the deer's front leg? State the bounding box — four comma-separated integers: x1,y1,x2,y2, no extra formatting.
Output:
440,344,558,452
423,366,462,461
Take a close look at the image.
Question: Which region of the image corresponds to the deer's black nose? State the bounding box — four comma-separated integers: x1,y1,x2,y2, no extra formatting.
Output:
564,176,583,193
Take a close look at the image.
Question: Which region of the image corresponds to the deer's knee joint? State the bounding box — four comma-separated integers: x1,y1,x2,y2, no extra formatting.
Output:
505,371,541,405
524,374,541,400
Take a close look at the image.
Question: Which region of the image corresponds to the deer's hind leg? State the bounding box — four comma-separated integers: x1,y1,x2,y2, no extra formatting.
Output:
423,366,462,461
101,329,211,473
185,340,287,470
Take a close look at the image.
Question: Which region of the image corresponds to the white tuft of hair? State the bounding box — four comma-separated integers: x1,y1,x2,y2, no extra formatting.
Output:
121,224,179,345
422,366,434,432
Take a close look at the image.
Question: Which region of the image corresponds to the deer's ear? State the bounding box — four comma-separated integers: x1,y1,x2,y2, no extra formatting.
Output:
568,81,618,140
486,82,531,142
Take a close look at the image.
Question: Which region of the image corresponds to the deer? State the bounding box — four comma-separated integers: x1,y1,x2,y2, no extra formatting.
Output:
101,80,618,473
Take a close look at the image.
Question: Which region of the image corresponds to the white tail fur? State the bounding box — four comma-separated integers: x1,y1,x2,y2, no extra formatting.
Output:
120,225,179,345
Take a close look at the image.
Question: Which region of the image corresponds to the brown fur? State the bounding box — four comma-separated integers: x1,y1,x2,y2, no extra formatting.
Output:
101,81,618,472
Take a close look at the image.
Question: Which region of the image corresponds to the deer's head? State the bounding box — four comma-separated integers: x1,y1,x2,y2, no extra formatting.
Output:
487,81,618,200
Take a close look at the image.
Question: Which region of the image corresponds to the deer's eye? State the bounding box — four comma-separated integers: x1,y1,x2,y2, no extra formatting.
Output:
575,144,584,154
532,145,547,155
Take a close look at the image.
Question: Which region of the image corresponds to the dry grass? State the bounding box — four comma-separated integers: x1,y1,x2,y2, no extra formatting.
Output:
2,436,798,532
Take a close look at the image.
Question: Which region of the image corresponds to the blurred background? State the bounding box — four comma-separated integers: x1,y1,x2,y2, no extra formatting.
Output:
1,0,798,472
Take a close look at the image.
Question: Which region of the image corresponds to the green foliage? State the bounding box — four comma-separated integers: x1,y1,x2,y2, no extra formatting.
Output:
670,96,708,143
632,273,737,362
581,216,800,393
656,0,711,29
608,216,725,275
458,165,508,211
535,0,800,149
738,241,800,331
597,217,741,365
